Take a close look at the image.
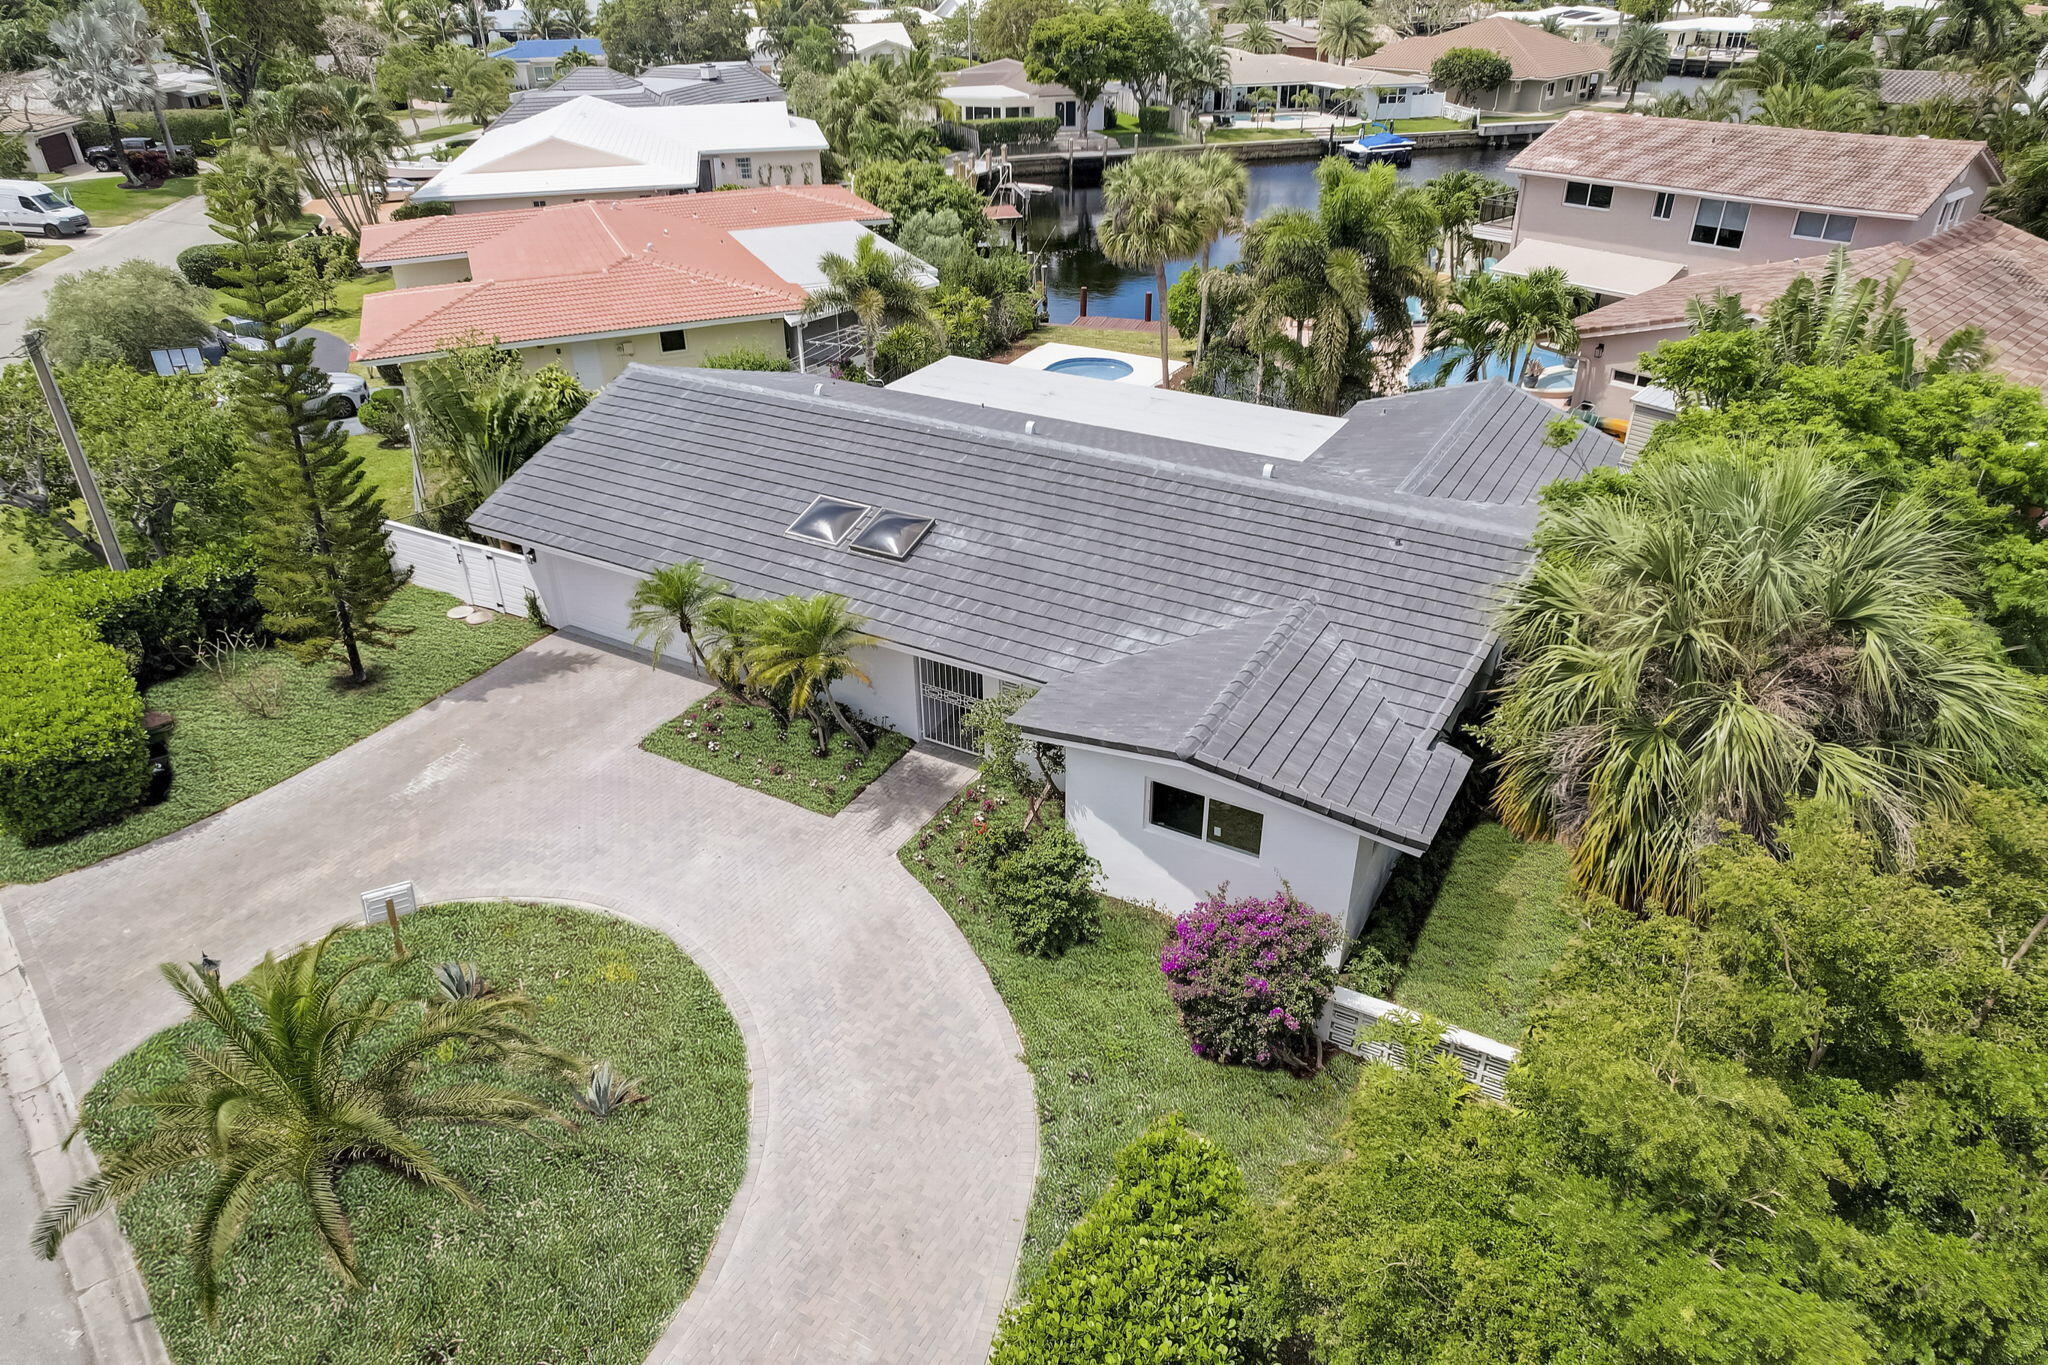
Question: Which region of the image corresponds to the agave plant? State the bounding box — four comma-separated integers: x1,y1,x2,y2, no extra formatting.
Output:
432,960,491,1000
573,1061,648,1118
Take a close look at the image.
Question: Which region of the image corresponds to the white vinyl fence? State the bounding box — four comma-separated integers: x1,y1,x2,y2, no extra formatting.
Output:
384,521,538,616
1317,986,1520,1102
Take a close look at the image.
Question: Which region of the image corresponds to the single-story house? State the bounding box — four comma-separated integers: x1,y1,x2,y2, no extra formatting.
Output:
1220,20,1323,59
749,20,916,67
1568,214,2048,420
1876,67,1994,105
0,71,84,173
940,58,1108,130
466,361,1617,940
1369,17,1608,114
409,96,829,212
491,38,607,89
153,62,221,108
1211,49,1443,121
489,61,785,129
353,184,928,385
1654,14,1758,51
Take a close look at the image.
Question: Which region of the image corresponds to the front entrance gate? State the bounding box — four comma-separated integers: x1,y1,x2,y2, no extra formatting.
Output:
916,657,984,754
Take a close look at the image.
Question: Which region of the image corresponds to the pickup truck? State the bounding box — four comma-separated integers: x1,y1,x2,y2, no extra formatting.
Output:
83,136,194,172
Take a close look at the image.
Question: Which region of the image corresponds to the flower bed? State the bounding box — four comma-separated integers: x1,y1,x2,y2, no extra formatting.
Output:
640,693,913,816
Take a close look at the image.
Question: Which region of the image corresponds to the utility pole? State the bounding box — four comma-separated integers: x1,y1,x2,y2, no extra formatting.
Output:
24,330,127,571
190,0,235,136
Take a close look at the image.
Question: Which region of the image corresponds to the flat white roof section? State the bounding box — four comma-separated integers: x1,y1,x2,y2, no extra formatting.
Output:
887,356,1347,462
1493,239,1688,297
729,221,936,292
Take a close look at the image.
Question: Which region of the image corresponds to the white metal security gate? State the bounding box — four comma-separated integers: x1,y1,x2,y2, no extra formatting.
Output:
382,521,536,615
916,657,984,754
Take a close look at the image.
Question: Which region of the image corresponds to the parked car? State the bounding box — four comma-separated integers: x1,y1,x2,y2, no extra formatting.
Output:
0,179,88,236
205,320,370,417
83,136,192,173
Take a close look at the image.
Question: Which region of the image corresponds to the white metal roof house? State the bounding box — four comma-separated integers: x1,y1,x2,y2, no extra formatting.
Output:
467,361,1618,940
488,61,785,130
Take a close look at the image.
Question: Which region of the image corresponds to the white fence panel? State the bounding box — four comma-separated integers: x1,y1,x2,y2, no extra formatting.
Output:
383,521,537,615
1317,986,1519,1102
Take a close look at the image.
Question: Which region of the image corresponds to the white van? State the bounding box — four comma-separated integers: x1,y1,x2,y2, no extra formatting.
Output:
0,180,89,237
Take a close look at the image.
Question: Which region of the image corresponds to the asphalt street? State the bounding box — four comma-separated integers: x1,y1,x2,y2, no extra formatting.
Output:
0,191,224,361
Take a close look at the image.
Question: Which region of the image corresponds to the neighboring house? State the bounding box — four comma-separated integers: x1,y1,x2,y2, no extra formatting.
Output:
1495,6,1626,44
353,184,927,385
1221,20,1323,59
0,72,84,173
941,59,1108,130
465,361,1616,940
1654,14,1760,51
1569,215,2048,420
408,97,829,212
1368,17,1609,114
750,21,916,67
1876,67,1994,104
1486,111,2001,303
492,38,607,89
489,61,785,130
153,62,220,108
1211,50,1444,121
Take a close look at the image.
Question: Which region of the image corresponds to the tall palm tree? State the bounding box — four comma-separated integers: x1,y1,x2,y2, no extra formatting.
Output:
629,560,732,674
1312,157,1439,395
1607,21,1670,109
1935,0,2023,60
33,932,574,1317
802,235,932,378
1752,82,1876,133
1316,0,1376,64
1099,153,1207,383
1186,148,1248,366
745,593,882,755
1486,451,2042,912
248,77,408,237
1235,17,1282,54
1424,266,1582,389
1422,168,1506,281
47,0,156,185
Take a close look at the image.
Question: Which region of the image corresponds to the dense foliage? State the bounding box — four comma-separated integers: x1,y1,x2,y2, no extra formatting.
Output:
1162,889,1338,1070
29,258,215,370
978,819,1101,957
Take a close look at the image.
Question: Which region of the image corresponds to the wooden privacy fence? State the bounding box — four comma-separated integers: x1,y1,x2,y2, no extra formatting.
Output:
383,521,538,616
1316,986,1519,1102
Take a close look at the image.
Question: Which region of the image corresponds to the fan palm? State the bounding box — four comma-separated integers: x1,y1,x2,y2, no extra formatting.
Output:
1099,153,1208,383
1186,149,1248,365
744,593,882,755
47,0,156,185
1485,451,2043,912
628,560,732,674
1316,0,1376,63
802,235,932,377
32,932,574,1317
1607,21,1670,109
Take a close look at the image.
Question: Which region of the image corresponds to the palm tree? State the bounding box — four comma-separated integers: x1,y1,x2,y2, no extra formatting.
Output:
1486,451,2043,912
248,78,408,237
1186,149,1248,366
1990,142,2048,239
33,932,574,1317
440,46,513,126
1422,168,1506,281
1721,22,1876,93
1423,266,1582,389
1935,0,2023,60
47,0,156,185
1099,153,1207,383
1607,21,1670,109
629,560,732,674
1317,0,1376,63
1224,0,1271,21
1752,82,1876,134
1236,18,1282,55
1312,157,1439,395
744,593,882,755
408,351,591,510
695,594,768,703
802,235,932,378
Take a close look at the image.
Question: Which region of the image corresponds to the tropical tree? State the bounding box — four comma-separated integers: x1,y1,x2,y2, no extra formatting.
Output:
629,560,731,674
529,0,595,37
744,593,882,755
1427,47,1512,107
1606,20,1669,108
1098,154,1206,383
1990,141,2048,240
405,345,591,515
1186,148,1248,365
1721,20,1875,92
1421,266,1581,388
1234,16,1281,53
247,77,408,237
1315,0,1376,63
1025,5,1126,130
802,235,933,377
1421,167,1506,280
32,931,574,1317
1934,0,2024,59
1484,451,2044,911
47,0,155,185
439,43,514,126
1751,81,1876,133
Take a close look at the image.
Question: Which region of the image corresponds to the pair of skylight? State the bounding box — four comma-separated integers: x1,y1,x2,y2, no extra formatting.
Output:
786,495,933,560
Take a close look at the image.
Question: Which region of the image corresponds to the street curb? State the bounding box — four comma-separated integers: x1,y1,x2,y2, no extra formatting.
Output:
0,914,169,1365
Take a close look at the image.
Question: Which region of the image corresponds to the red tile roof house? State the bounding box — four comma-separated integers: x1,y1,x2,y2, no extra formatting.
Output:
1483,111,2003,304
352,185,932,386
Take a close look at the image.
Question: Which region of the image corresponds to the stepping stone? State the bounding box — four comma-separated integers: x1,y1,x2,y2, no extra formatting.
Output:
461,607,496,625
445,603,471,619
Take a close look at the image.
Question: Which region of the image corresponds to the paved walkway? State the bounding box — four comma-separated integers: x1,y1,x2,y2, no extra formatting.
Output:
0,634,1039,1363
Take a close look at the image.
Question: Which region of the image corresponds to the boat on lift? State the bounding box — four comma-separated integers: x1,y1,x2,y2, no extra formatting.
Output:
1341,124,1417,168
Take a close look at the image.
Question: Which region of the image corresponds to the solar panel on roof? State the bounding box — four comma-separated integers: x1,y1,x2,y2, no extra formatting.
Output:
786,495,870,545
848,509,934,560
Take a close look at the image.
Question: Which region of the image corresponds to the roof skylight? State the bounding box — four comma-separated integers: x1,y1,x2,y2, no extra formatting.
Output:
848,509,934,560
786,495,870,546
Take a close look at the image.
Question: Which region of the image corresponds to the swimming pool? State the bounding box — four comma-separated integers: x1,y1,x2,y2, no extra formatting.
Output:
1044,355,1136,381
1406,345,1567,389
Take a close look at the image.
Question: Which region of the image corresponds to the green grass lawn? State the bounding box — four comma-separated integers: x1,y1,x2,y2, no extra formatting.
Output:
642,692,913,816
902,780,1357,1284
211,272,395,345
349,430,419,518
1015,323,1191,362
0,241,72,284
1105,129,1189,147
0,587,543,885
411,121,479,140
61,175,199,226
83,900,749,1365
1392,821,1579,1042
1390,116,1467,132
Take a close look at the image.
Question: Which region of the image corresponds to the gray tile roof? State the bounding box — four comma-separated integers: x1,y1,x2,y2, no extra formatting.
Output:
490,61,784,128
471,366,1607,848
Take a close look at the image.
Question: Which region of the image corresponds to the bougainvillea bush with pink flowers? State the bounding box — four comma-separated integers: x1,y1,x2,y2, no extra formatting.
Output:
1161,889,1339,1072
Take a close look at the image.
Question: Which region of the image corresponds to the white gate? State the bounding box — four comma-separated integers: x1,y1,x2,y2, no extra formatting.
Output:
916,657,984,753
383,520,538,615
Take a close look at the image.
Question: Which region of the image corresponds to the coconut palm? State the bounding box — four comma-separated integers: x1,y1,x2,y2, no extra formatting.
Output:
1235,17,1282,53
744,593,882,756
1317,0,1376,63
1224,0,1271,21
1186,148,1248,365
629,560,732,674
32,932,574,1317
1099,153,1208,383
47,0,156,185
248,77,409,237
1422,167,1506,280
1752,82,1876,134
802,235,932,378
440,45,513,126
1607,21,1669,109
1486,451,2043,912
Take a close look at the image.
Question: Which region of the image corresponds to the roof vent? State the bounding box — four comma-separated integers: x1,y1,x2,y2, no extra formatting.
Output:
1024,419,1035,434
700,62,717,80
849,509,935,560
813,382,824,395
786,494,870,546
1261,462,1273,478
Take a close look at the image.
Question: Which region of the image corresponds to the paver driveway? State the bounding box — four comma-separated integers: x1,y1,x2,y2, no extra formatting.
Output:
0,633,1038,1363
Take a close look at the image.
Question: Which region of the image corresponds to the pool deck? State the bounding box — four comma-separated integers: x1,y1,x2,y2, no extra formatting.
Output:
1010,340,1187,387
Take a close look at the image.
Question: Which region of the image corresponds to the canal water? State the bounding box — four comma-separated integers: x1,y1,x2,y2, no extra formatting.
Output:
1028,143,1522,324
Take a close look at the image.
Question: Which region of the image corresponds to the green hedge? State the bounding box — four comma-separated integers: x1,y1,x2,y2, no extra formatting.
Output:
389,200,454,221
176,242,235,288
0,549,259,845
1138,105,1171,134
964,116,1060,146
76,108,233,155
0,230,23,255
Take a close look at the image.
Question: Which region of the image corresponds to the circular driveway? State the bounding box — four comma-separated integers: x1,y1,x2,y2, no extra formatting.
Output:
0,634,1038,1363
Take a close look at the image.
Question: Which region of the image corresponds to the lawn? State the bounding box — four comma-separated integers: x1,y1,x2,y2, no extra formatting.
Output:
902,779,1357,1284
210,272,395,345
0,241,71,284
350,430,419,518
1392,821,1579,1042
411,120,479,140
0,587,543,885
1013,323,1191,361
1205,126,1330,143
1105,129,1189,147
61,175,199,226
1390,116,1467,132
642,692,913,816
83,900,749,1365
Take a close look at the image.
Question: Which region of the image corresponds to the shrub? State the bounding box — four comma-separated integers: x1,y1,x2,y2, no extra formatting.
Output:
1161,888,1338,1070
962,116,1060,146
1138,105,1171,134
77,108,233,154
390,199,454,221
990,1115,1264,1364
358,385,409,447
986,822,1100,957
930,285,991,358
124,147,171,183
286,233,360,277
0,230,23,255
0,133,26,178
874,321,943,381
698,345,794,371
175,242,237,288
167,151,198,177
